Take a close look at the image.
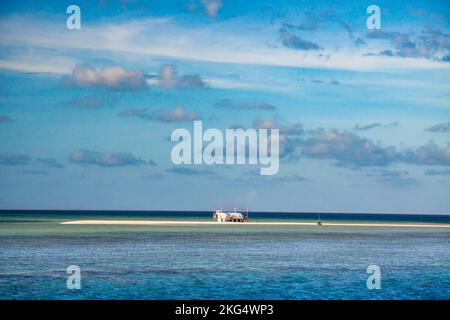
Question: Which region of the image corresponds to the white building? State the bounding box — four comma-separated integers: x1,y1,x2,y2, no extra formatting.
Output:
213,209,248,222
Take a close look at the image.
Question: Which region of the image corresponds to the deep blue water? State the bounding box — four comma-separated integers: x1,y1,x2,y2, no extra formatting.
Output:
0,211,449,299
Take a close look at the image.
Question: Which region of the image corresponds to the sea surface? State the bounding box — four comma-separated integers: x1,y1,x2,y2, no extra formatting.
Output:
0,210,449,300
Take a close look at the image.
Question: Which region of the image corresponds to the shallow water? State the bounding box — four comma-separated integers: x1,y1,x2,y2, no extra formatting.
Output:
0,211,449,299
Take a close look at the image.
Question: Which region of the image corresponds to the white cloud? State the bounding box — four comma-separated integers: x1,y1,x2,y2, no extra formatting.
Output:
201,0,223,17
156,64,206,89
119,107,200,122
68,149,149,167
61,65,145,90
153,107,200,122
0,55,77,74
0,15,449,74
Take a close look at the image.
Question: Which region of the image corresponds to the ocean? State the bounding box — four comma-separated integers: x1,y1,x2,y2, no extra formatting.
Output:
0,211,449,299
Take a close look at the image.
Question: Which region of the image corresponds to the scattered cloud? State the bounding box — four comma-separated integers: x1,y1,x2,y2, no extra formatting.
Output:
354,38,366,46
0,153,31,166
37,158,64,168
281,10,365,47
66,95,116,109
311,79,340,85
153,107,200,122
230,170,304,185
249,116,303,160
229,116,304,160
367,169,417,187
119,107,200,122
166,166,214,176
177,75,206,89
1,16,447,73
1,154,66,168
302,129,450,168
337,19,367,47
425,122,450,133
68,150,149,167
354,122,398,131
252,116,303,136
366,30,416,57
281,9,335,32
374,169,410,178
248,169,304,183
366,28,450,61
215,99,276,110
157,64,206,89
355,123,381,131
402,142,450,166
61,66,145,91
302,129,397,167
158,64,177,88
279,28,323,51
201,0,222,17
118,108,153,120
270,173,305,183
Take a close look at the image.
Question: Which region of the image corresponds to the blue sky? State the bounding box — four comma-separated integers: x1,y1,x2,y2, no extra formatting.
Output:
0,0,449,213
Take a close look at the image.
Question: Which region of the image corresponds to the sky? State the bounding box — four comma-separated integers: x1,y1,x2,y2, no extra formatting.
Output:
0,0,449,214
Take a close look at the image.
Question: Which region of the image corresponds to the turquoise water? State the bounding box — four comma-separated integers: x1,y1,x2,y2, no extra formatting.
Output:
0,211,449,299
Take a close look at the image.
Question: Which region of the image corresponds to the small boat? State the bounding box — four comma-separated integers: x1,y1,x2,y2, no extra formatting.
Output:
213,208,249,223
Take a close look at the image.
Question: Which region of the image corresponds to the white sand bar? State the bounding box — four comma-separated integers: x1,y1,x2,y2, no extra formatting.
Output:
61,220,450,228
